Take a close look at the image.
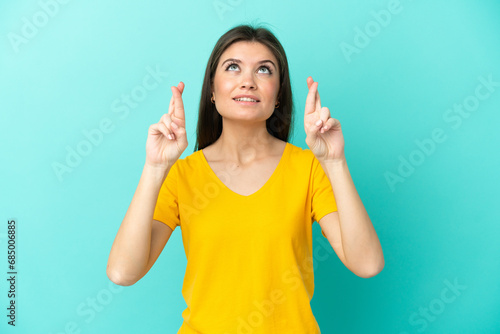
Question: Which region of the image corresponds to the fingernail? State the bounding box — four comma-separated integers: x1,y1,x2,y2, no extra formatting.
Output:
315,120,322,126
171,122,178,129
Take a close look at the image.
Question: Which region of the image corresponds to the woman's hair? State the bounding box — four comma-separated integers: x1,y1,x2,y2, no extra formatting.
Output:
194,23,294,151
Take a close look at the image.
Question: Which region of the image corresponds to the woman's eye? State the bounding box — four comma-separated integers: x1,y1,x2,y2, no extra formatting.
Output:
259,66,271,74
226,63,272,74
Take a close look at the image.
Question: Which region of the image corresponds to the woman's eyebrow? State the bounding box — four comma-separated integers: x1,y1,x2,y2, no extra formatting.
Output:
221,58,277,69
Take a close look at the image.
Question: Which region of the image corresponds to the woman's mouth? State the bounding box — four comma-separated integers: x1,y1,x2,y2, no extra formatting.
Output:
233,97,259,105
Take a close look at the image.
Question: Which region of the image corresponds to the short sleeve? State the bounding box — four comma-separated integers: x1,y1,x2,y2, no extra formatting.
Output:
153,161,180,231
310,155,338,237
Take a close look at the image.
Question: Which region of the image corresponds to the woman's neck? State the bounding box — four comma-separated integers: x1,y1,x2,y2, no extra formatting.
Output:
206,120,285,165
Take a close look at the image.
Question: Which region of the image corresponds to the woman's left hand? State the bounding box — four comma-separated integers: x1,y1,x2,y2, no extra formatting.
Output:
304,76,345,164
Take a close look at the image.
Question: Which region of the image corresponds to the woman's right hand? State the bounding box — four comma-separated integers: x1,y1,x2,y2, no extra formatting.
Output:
145,82,188,169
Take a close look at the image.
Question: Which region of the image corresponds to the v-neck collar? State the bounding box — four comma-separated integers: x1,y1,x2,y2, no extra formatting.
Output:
199,142,290,198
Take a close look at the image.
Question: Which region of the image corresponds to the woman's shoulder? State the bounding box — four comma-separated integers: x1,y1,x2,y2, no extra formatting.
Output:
170,149,205,171
287,142,316,160
284,142,320,172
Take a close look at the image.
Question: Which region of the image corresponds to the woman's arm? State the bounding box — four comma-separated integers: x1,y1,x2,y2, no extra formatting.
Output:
107,81,187,286
106,163,172,286
304,76,384,278
319,159,384,278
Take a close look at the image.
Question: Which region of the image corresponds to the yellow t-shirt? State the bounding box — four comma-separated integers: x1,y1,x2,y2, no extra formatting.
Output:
153,142,338,333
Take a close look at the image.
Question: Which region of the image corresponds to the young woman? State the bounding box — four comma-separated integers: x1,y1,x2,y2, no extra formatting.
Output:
107,24,384,333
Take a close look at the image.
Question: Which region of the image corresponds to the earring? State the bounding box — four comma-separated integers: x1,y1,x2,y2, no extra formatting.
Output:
211,94,215,104
275,100,280,108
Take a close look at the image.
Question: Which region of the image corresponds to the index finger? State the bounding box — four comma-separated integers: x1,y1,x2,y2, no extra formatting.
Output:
307,77,322,112
305,80,318,116
171,85,185,123
168,82,185,116
168,93,175,115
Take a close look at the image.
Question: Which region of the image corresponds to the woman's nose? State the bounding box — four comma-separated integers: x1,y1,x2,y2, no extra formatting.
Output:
240,71,256,89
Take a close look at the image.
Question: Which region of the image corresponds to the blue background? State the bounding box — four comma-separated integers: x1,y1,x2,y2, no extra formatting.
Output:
1,0,499,333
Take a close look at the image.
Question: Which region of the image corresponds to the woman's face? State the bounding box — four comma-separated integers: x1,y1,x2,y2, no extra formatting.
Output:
212,41,280,124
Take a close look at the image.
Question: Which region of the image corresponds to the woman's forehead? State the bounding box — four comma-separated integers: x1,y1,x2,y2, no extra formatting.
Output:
220,41,277,64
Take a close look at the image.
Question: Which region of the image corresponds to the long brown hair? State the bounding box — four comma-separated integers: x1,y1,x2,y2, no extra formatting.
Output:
194,23,294,151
